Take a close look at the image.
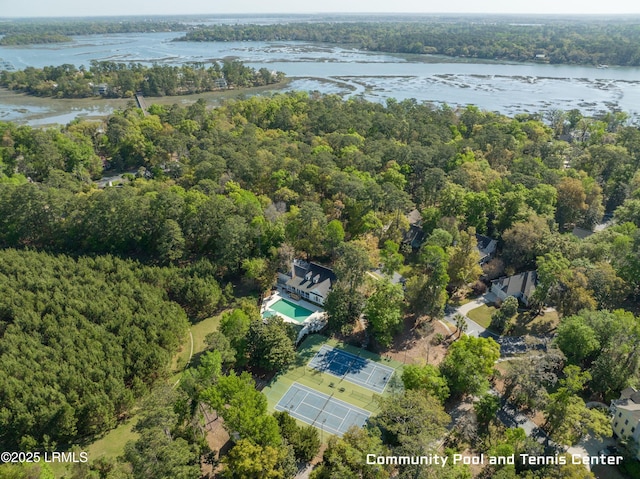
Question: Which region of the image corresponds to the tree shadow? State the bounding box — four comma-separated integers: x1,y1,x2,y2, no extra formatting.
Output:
510,311,558,336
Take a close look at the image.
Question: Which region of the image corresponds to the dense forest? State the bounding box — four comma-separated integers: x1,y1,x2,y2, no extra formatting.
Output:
178,21,640,66
0,60,285,98
0,90,640,477
0,249,225,450
0,94,638,281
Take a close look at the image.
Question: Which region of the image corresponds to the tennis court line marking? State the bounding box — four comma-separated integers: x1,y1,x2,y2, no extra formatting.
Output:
354,365,375,382
275,382,371,436
301,394,343,423
309,345,395,392
280,385,343,424
313,345,396,378
336,408,357,433
298,388,353,423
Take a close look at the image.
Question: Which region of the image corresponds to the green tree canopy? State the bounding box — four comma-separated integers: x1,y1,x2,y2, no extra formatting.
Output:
401,363,450,403
310,427,392,479
364,279,404,347
202,371,281,447
247,316,297,371
440,335,500,398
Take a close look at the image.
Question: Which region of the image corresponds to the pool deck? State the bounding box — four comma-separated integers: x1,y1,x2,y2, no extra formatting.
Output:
261,287,325,325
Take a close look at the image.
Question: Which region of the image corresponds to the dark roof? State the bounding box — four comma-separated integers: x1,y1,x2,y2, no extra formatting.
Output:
286,260,336,299
492,271,537,299
475,234,496,252
402,224,425,249
475,233,498,263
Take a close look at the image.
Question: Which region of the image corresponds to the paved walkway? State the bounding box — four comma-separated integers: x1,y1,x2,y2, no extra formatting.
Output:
294,465,312,479
444,293,499,338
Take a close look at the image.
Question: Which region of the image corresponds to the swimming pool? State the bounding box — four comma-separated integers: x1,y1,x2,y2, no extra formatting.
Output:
264,299,314,323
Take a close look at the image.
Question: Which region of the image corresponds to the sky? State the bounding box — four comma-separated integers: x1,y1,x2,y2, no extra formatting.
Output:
3,0,640,18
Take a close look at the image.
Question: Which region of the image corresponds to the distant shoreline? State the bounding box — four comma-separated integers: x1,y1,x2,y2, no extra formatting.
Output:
0,79,292,126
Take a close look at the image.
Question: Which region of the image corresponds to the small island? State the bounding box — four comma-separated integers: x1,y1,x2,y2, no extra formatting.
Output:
0,33,73,45
0,60,285,99
0,18,185,45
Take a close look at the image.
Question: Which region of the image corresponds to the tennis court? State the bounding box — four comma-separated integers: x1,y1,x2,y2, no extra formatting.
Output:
308,345,395,394
275,382,370,436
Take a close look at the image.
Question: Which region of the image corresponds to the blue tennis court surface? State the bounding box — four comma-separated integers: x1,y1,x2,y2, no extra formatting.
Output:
275,382,370,436
308,345,395,394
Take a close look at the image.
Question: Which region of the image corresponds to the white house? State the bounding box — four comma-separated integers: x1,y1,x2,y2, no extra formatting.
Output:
610,387,640,459
278,259,336,306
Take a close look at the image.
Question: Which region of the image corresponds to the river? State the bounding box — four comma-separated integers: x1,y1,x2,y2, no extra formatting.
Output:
1,30,640,125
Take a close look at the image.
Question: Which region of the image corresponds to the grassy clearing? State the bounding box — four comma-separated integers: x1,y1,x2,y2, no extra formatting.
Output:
190,314,223,359
48,461,69,478
449,297,473,307
170,331,192,379
86,419,138,461
169,313,223,384
509,309,560,336
262,334,404,439
466,304,496,329
47,419,139,478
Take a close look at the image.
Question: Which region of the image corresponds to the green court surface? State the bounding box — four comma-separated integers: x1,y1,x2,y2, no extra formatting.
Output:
266,299,314,323
263,334,404,437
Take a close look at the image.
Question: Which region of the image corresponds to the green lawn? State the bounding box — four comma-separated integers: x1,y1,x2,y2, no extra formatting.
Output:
467,304,560,336
46,419,139,478
86,419,139,461
190,313,223,358
509,309,560,336
449,297,473,307
262,334,404,439
466,304,496,329
169,313,223,384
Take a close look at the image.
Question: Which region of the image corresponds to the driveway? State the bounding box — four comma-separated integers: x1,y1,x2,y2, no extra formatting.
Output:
445,295,551,357
444,294,499,339
567,435,620,473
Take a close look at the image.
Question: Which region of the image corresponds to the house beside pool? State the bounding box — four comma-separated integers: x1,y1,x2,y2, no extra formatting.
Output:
278,259,336,306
